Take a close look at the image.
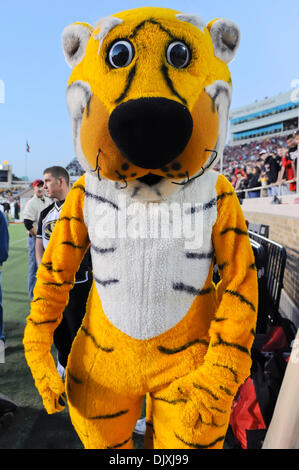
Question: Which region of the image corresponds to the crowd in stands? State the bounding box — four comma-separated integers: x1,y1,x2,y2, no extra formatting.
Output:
221,131,298,200
66,159,84,177
64,132,298,201
1,133,298,214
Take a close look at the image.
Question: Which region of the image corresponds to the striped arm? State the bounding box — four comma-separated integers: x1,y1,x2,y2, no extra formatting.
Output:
202,174,258,389
23,174,90,414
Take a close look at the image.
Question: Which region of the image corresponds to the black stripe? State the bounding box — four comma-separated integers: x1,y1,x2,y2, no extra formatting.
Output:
212,363,238,383
161,64,187,105
210,406,227,414
173,283,212,296
58,216,82,222
185,195,221,215
90,244,116,254
220,227,248,236
158,338,209,355
106,436,131,450
185,251,214,260
219,385,234,397
28,317,59,326
61,241,84,249
217,191,234,201
81,326,114,352
211,333,251,356
193,384,219,401
115,64,136,104
150,393,187,405
175,433,225,449
249,263,256,270
129,18,175,40
41,262,63,273
32,297,46,303
71,184,85,193
85,190,119,210
86,95,91,117
42,281,73,287
131,186,140,198
197,415,226,428
217,262,228,270
68,371,83,385
94,276,119,287
203,197,217,210
225,289,256,312
214,317,227,323
89,409,129,420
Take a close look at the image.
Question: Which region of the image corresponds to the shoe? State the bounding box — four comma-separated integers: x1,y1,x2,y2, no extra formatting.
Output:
271,196,281,204
134,417,146,435
0,393,17,417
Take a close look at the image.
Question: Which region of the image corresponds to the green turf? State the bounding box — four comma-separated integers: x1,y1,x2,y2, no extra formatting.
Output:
0,223,144,449
0,224,83,449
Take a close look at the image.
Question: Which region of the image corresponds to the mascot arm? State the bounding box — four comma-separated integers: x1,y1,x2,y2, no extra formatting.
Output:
201,174,258,393
168,174,258,428
23,174,89,414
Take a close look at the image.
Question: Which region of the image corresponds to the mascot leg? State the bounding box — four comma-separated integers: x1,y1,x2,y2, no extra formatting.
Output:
67,385,144,449
150,382,230,450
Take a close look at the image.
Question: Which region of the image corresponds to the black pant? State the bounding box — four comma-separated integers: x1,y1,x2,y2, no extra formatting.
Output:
54,276,92,368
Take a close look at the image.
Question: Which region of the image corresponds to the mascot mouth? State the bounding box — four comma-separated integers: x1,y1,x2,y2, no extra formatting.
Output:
137,173,164,186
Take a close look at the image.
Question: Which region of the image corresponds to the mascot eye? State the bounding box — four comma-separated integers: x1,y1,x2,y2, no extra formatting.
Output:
108,40,135,68
166,41,190,68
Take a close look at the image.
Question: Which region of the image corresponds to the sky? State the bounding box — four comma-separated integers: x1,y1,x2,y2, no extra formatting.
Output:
0,0,299,181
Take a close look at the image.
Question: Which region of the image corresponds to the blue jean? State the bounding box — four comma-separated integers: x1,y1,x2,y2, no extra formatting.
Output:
248,190,260,198
0,270,4,341
27,236,37,301
267,186,278,197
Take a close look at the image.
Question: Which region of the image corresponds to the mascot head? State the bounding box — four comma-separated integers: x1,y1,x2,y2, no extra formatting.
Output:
62,7,240,199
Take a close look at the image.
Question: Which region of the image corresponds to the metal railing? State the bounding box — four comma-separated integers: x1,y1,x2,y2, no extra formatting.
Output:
235,178,297,198
248,230,287,326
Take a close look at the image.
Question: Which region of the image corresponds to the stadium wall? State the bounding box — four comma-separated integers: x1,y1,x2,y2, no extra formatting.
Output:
243,200,299,326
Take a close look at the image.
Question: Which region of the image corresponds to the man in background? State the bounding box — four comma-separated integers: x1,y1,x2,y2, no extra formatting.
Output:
36,166,92,378
14,199,20,220
23,179,52,300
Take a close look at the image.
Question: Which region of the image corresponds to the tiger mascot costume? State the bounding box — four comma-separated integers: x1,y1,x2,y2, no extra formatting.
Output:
23,7,258,449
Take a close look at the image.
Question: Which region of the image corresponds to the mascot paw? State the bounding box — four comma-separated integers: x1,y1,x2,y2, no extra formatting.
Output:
31,355,66,414
167,373,233,430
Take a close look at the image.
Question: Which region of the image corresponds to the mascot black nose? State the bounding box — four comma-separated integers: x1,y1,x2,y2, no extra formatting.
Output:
108,98,193,169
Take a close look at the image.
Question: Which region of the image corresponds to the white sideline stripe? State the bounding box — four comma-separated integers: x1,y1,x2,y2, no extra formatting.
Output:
10,237,27,246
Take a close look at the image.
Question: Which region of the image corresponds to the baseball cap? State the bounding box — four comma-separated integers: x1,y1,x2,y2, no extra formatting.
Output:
32,179,44,187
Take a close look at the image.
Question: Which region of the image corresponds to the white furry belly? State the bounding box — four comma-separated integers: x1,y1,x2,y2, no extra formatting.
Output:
84,172,218,340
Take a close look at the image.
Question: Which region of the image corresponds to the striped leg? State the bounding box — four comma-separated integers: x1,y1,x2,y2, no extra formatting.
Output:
149,382,229,449
67,381,144,449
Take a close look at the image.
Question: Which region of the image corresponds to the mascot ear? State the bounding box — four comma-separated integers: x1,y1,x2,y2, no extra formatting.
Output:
62,23,93,68
207,19,240,64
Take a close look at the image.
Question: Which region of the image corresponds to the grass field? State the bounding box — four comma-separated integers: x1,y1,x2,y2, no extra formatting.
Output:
0,223,83,449
0,223,145,449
